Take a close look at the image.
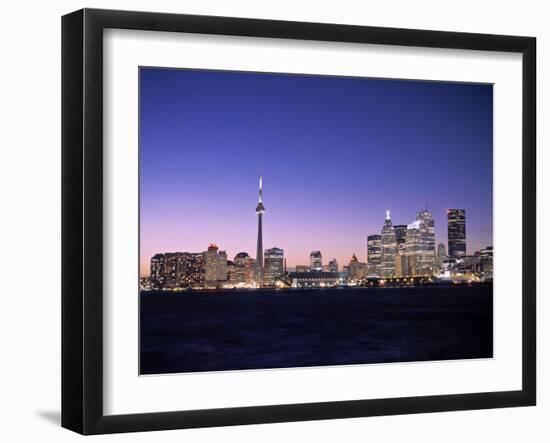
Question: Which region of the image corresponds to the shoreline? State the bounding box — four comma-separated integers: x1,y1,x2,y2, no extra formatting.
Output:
140,281,493,294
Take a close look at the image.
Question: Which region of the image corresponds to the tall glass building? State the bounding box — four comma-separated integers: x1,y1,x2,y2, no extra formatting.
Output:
416,209,436,274
205,244,228,286
380,210,397,278
447,209,466,257
264,247,284,285
367,234,382,276
404,210,436,276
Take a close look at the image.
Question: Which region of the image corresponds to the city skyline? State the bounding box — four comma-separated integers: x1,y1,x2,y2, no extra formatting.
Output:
140,68,493,276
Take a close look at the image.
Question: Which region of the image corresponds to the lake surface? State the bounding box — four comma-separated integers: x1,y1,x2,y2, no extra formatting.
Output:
140,284,493,374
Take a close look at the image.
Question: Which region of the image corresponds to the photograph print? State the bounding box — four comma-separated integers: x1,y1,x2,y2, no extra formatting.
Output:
139,67,494,375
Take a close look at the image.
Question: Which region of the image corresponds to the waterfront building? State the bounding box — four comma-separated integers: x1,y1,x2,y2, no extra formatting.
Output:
256,174,266,283
295,265,310,273
179,252,206,288
380,210,397,277
150,253,165,288
367,234,382,276
328,258,338,273
448,209,466,257
149,251,206,289
264,247,284,285
164,252,179,288
310,251,323,271
284,271,345,288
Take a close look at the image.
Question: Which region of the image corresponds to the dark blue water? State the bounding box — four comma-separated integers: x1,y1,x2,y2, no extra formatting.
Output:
140,285,493,374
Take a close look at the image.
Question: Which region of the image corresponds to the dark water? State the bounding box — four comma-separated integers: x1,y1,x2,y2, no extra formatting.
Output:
140,285,493,374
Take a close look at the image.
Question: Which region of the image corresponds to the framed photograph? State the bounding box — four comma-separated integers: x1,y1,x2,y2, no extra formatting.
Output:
62,8,536,435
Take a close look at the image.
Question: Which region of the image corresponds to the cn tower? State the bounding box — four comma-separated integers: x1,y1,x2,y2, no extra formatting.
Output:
255,174,265,284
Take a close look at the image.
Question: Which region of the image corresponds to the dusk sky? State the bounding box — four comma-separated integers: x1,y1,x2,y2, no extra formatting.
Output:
139,67,493,276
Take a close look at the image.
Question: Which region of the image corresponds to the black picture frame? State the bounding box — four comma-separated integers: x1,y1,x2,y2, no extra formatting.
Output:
62,8,536,435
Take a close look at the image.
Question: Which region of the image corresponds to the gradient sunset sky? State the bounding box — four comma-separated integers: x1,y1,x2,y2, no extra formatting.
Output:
139,67,493,276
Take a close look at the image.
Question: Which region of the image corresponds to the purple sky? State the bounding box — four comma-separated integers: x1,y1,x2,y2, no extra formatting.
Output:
139,68,493,276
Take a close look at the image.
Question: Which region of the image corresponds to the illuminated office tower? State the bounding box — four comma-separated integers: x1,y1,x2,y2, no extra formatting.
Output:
405,220,421,276
310,251,323,271
448,209,466,257
205,244,227,286
367,234,382,276
416,209,436,274
380,210,397,278
328,258,338,273
264,247,284,285
404,209,436,276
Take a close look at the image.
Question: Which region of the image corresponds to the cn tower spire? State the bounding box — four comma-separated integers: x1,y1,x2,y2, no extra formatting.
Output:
259,175,263,204
256,172,265,214
256,171,265,285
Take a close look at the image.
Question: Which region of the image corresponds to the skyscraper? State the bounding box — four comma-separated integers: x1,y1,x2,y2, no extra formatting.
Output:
448,209,466,257
416,209,436,274
381,210,397,278
404,210,436,276
205,244,227,286
264,247,284,285
328,258,338,273
310,251,323,271
367,234,382,276
256,174,265,283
